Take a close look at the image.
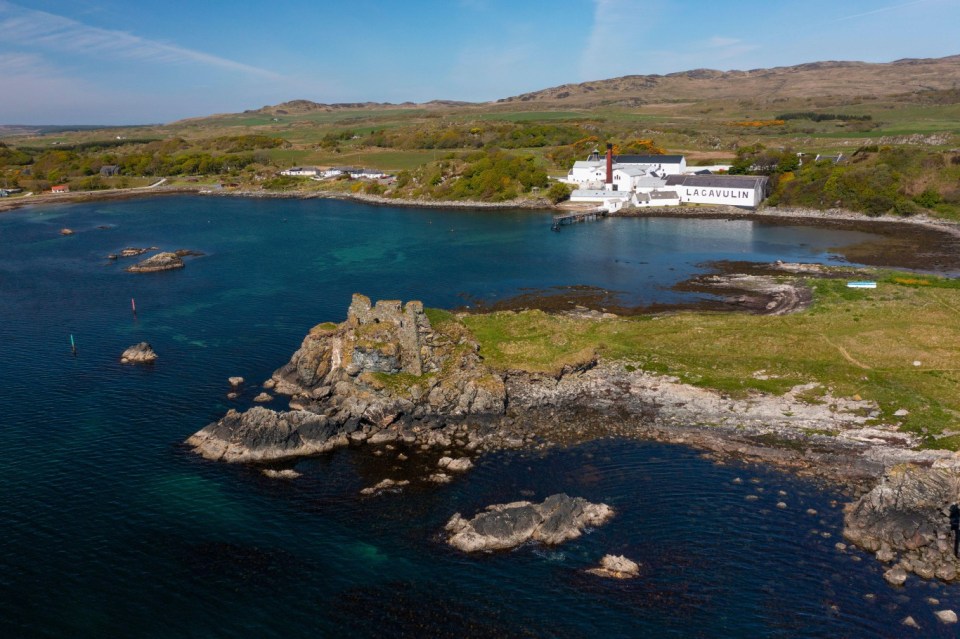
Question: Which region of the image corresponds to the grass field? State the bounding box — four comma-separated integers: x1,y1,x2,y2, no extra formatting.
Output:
460,273,960,448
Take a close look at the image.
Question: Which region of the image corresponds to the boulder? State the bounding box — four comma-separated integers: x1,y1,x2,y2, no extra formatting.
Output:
253,392,273,403
120,342,157,364
445,494,614,552
883,564,908,586
126,252,184,273
587,554,641,579
228,377,244,387
438,456,474,472
935,610,958,624
59,228,74,235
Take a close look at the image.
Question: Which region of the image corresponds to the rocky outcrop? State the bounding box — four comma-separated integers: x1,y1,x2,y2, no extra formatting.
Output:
126,252,184,273
843,463,960,582
120,342,157,364
271,294,505,420
185,406,350,463
587,554,641,579
187,295,506,462
444,494,614,552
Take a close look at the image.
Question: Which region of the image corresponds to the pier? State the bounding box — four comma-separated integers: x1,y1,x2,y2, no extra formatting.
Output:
551,208,608,231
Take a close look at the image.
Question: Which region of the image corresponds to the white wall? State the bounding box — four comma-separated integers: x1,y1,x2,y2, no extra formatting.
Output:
679,185,761,207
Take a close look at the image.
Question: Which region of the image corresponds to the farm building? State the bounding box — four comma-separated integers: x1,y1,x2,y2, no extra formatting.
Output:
51,184,70,193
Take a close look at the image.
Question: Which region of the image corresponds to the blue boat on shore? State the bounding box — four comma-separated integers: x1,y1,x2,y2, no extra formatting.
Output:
847,281,877,289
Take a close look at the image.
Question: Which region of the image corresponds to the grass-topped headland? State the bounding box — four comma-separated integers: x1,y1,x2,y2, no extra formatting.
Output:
454,270,960,450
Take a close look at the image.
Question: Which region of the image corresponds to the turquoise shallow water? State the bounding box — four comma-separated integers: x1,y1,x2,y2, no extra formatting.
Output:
1,196,958,638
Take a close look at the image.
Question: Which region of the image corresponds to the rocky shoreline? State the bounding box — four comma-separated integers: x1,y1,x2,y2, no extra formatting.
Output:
185,291,960,585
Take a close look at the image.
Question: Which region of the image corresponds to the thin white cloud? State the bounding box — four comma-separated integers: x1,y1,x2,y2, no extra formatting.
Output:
832,0,932,22
579,0,654,79
705,36,742,48
0,1,283,79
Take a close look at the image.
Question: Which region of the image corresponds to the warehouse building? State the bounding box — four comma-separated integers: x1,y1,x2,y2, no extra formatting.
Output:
664,174,769,208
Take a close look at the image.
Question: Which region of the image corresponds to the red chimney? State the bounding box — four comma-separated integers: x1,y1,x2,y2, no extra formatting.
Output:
605,143,613,186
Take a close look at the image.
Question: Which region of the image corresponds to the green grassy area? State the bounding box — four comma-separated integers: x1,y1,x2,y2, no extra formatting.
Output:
460,273,960,449
472,111,586,122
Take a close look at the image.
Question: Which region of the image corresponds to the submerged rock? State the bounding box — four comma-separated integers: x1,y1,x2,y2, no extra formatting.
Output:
261,468,301,480
120,342,157,364
119,247,152,257
587,554,641,579
360,478,410,496
445,493,614,553
126,252,184,273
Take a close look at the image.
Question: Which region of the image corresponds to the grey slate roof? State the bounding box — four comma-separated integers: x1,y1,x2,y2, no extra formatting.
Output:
665,175,768,189
649,190,680,199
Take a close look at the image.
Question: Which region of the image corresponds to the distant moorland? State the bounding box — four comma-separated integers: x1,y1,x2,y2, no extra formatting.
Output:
2,55,959,218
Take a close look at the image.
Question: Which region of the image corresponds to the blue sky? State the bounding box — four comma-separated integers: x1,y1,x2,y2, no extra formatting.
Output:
2,0,959,124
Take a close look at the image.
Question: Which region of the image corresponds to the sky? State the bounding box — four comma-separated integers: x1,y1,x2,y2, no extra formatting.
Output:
1,0,959,124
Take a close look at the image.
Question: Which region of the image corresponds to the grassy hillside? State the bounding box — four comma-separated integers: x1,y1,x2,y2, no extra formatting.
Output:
2,56,959,212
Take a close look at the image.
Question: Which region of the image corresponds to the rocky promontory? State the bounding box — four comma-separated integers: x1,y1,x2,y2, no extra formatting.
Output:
187,294,506,462
185,292,960,582
444,494,614,552
844,464,960,582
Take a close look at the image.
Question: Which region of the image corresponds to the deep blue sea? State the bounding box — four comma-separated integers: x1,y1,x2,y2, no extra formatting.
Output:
1,196,957,638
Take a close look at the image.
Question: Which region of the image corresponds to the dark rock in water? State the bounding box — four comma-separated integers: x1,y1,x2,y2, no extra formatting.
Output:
174,249,205,257
126,252,184,273
120,342,157,364
444,493,614,552
185,406,352,463
844,464,960,582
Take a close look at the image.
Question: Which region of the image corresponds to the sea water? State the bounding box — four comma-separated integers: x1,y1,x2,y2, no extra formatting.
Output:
0,196,956,638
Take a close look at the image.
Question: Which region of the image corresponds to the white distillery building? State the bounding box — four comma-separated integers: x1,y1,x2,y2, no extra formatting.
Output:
665,175,770,208
564,152,686,188
280,166,320,177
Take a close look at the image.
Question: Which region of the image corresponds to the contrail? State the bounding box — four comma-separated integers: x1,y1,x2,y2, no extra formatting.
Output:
833,0,934,22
